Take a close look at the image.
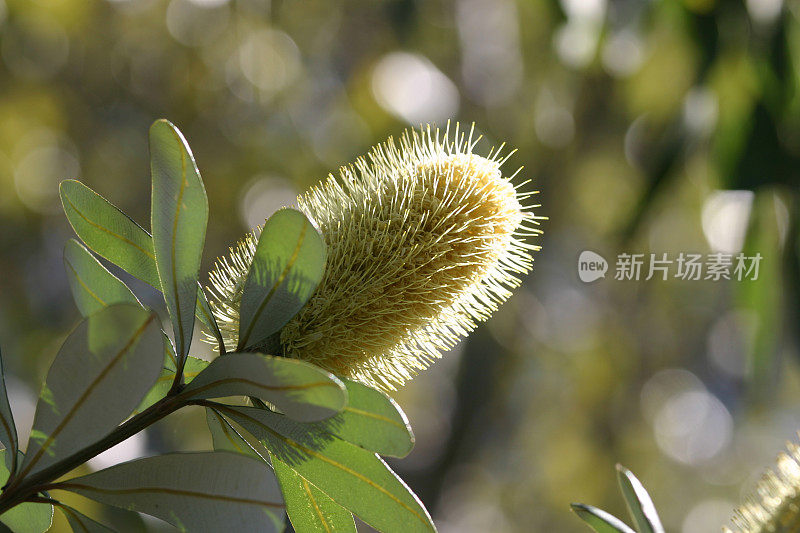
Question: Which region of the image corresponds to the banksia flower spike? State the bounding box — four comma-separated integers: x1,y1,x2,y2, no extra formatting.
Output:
207,124,542,390
726,437,800,532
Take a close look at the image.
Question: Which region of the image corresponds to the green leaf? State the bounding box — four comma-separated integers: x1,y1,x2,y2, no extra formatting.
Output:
218,405,435,533
58,505,115,532
59,179,225,353
736,192,781,400
570,504,635,533
180,352,346,422
149,119,209,363
135,356,208,415
0,501,52,533
206,408,263,460
0,347,18,473
0,450,53,533
616,465,664,533
272,454,356,533
332,379,413,458
60,179,159,288
249,378,413,457
19,304,163,479
63,237,180,373
237,208,325,351
64,238,141,317
58,452,285,533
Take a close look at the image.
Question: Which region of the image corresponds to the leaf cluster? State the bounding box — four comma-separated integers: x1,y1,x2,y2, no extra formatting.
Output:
0,120,434,533
571,465,664,533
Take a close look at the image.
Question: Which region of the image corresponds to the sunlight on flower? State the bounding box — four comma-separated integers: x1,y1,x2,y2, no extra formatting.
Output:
207,124,541,390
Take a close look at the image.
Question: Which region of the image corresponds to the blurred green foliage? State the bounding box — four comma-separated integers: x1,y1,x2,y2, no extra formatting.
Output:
1,0,800,531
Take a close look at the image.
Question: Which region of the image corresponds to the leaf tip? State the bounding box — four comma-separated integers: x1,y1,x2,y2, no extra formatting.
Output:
615,463,633,481
150,118,175,133
59,179,79,201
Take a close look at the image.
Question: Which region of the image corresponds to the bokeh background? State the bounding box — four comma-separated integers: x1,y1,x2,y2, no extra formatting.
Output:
1,0,799,531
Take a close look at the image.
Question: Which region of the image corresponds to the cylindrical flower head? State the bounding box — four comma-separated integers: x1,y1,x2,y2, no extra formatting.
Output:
207,125,541,390
726,439,800,532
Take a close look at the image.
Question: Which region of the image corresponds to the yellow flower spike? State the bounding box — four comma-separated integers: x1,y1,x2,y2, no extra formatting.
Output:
206,124,542,390
727,438,800,533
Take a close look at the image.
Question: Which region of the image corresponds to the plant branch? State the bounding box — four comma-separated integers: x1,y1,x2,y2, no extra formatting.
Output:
168,357,187,395
0,392,187,515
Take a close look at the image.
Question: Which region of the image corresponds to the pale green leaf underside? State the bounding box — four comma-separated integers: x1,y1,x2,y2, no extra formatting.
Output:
59,179,158,287
20,304,164,479
59,179,224,351
149,119,209,361
180,352,346,422
57,452,285,533
218,405,435,533
63,237,180,375
571,504,636,533
64,238,141,317
272,453,356,533
616,465,664,533
237,208,326,351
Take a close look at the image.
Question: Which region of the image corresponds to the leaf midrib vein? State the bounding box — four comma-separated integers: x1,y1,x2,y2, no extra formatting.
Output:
64,257,107,308
63,194,155,261
20,314,155,478
166,128,189,358
343,407,406,431
57,504,91,533
56,482,284,508
302,477,332,533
